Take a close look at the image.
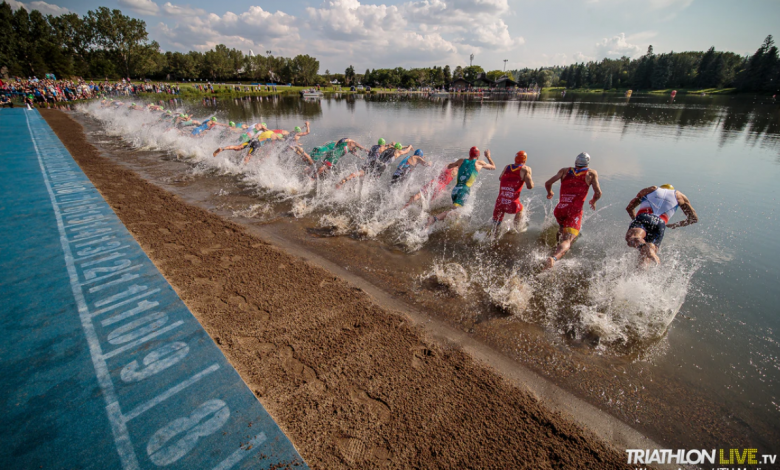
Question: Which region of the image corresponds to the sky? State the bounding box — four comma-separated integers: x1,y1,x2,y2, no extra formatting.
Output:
9,0,780,73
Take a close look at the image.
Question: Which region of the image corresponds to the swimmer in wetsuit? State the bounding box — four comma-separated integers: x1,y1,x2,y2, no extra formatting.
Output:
490,150,534,236
337,141,413,188
301,138,367,177
543,152,602,269
426,146,496,228
625,184,698,267
335,138,391,187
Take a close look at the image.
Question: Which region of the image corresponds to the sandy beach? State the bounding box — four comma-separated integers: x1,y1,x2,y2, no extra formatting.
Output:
37,108,639,469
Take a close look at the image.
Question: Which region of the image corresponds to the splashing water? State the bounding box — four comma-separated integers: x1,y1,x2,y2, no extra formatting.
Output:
426,262,471,296
81,100,702,353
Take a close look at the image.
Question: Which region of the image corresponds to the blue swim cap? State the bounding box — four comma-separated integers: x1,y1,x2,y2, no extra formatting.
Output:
414,149,423,157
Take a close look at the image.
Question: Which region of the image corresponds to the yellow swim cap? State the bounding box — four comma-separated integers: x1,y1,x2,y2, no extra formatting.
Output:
660,184,674,190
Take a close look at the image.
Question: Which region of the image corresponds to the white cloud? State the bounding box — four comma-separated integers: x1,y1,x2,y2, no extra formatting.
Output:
594,32,643,59
161,2,205,16
133,0,522,69
8,0,70,15
117,0,160,16
152,5,301,57
303,0,522,68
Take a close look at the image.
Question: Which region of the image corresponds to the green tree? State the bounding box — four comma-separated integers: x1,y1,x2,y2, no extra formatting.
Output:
462,65,484,82
486,69,504,81
87,7,150,78
651,54,671,89
292,54,319,84
696,46,717,87
0,2,17,75
453,65,463,79
443,65,451,83
344,65,355,85
537,69,554,88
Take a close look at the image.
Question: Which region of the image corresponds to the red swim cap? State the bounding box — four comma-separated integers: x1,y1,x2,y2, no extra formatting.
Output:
469,146,479,158
515,151,527,164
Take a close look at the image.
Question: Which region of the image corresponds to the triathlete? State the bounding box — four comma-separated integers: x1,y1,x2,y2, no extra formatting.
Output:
404,166,457,208
335,138,391,187
543,152,602,269
302,138,367,177
191,117,218,136
337,142,412,188
426,146,496,227
625,184,698,266
282,122,312,162
391,149,430,185
490,150,534,235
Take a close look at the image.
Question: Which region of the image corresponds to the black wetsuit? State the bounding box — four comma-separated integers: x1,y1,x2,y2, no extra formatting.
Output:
364,147,397,177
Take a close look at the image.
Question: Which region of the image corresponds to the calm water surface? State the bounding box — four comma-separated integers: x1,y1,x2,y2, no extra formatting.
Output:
83,92,780,449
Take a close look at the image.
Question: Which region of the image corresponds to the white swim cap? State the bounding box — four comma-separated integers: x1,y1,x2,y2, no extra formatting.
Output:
575,152,590,167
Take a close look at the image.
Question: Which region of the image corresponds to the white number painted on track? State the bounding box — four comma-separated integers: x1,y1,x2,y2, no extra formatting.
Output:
108,312,168,344
147,399,230,466
83,259,133,279
121,342,189,383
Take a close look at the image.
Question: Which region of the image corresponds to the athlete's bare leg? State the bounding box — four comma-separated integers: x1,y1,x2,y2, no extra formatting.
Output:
626,227,660,267
336,170,365,189
545,228,576,269
512,211,527,231
296,148,315,165
426,207,456,228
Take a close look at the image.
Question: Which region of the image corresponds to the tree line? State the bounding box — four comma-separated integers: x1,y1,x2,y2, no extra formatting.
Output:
1,2,777,93
509,36,779,92
0,3,319,84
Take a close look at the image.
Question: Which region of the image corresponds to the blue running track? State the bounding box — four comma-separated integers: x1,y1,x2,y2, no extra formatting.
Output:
0,109,308,469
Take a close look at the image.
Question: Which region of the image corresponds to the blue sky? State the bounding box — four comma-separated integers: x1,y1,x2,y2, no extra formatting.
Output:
10,0,780,73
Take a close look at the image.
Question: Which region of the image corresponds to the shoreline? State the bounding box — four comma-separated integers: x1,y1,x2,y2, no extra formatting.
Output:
38,108,641,468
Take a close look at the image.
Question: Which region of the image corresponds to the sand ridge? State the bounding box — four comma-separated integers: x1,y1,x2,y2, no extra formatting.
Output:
40,109,633,469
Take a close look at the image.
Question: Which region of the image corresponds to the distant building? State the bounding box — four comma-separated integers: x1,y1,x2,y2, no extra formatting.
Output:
472,72,495,89
494,76,518,89
450,78,471,91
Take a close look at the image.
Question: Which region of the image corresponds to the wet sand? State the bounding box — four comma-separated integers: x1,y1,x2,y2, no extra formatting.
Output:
37,109,641,468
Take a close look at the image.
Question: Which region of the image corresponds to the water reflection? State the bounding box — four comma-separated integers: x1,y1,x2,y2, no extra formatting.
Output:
183,93,779,153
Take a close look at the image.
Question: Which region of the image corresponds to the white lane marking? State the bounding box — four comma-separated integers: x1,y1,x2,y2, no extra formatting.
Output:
124,365,220,422
25,112,140,470
212,433,267,470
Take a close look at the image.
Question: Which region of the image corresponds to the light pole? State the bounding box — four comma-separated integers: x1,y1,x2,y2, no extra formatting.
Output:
470,53,474,67
503,59,508,72
266,51,272,84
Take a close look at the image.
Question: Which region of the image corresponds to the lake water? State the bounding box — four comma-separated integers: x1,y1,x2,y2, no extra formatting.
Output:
80,92,780,451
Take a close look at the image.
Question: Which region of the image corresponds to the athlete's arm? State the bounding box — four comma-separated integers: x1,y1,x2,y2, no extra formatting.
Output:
478,149,496,171
397,145,413,158
626,186,657,219
588,170,602,210
545,168,566,199
668,191,698,229
298,121,311,137
447,158,464,169
523,166,534,189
